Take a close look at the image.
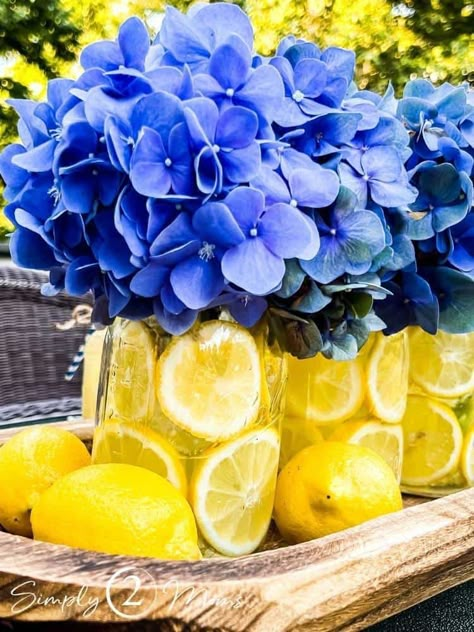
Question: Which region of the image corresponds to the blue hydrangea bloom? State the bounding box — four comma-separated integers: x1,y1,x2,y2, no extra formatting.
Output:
2,3,462,347
300,187,386,283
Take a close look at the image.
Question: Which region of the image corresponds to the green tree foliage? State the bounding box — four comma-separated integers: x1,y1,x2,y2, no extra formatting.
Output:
394,0,473,41
0,0,80,145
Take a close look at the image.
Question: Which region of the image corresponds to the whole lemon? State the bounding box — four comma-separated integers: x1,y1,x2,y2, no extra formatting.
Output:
0,426,90,536
274,441,403,543
31,463,201,560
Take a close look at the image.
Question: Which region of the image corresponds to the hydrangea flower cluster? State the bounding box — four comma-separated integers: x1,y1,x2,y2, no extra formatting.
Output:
375,80,474,335
0,3,446,358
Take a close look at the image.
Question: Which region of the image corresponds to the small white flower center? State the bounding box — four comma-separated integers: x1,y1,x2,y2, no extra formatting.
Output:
198,241,216,261
363,174,370,181
47,184,61,205
290,199,298,207
176,204,182,211
249,227,258,237
292,90,304,103
51,127,62,141
88,153,95,159
329,228,337,236
164,157,172,167
92,169,99,176
226,88,235,97
212,144,220,153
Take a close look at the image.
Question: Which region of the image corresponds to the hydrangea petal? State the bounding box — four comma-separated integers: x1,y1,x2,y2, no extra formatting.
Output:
251,167,290,205
130,260,169,297
293,59,327,96
222,237,285,295
153,299,198,336
225,187,264,233
10,229,57,270
260,202,319,259
289,167,340,208
159,6,210,64
171,255,224,309
370,178,418,207
216,106,258,149
209,35,251,90
118,17,150,71
80,41,123,71
12,140,56,173
229,294,268,327
236,65,284,121
193,202,244,247
190,3,254,51
220,144,261,183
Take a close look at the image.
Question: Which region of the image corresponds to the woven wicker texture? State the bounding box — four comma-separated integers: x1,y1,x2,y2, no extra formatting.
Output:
0,264,92,421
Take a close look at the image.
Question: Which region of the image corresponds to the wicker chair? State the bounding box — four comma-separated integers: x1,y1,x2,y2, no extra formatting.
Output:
0,263,92,423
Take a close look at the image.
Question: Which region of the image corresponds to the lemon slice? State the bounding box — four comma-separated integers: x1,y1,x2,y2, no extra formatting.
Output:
105,320,155,424
461,426,474,485
286,353,365,424
157,321,262,441
366,331,409,423
279,416,323,469
190,427,280,556
330,419,403,482
401,396,463,486
409,328,474,398
92,421,187,496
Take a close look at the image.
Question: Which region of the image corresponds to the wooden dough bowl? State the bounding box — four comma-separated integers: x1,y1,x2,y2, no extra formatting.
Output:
0,420,472,630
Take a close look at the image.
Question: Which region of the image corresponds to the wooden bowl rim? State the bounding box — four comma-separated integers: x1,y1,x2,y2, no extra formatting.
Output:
2,487,473,588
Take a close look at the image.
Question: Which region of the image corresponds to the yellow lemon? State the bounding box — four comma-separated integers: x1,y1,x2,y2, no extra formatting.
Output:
461,425,474,485
330,419,403,482
366,331,409,423
409,328,474,398
279,416,323,470
157,321,262,441
104,320,155,424
31,463,201,560
401,396,463,486
92,421,187,495
286,353,365,425
190,427,280,556
0,426,90,536
273,441,402,543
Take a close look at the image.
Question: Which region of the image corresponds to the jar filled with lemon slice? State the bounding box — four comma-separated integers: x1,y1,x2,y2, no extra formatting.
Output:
285,327,473,496
284,331,409,485
92,317,287,557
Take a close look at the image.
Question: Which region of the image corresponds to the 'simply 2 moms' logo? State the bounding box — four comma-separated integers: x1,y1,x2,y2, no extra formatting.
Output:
106,567,158,620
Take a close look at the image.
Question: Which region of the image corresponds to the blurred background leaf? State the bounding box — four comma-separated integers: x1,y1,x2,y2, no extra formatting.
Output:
1,0,473,238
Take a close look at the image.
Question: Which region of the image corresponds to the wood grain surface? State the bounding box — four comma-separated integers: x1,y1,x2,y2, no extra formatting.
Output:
0,421,472,630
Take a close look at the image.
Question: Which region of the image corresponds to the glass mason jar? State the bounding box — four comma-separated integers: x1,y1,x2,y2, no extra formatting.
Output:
284,328,473,496
91,316,287,557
